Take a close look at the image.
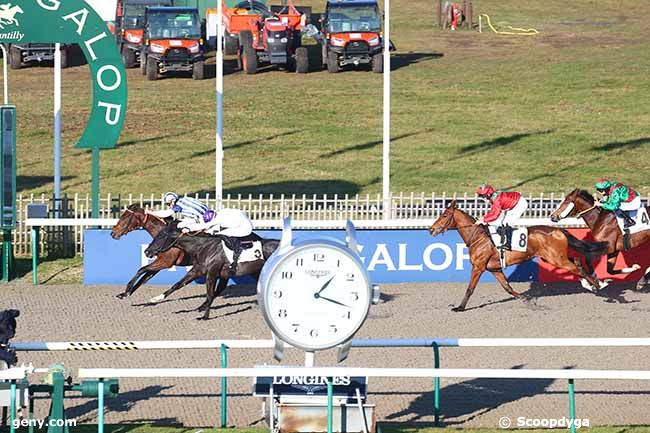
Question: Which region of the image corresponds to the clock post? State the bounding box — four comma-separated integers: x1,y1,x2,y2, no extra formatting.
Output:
256,217,380,433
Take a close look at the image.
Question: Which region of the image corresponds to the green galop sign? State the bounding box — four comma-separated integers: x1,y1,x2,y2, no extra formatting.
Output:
0,0,127,149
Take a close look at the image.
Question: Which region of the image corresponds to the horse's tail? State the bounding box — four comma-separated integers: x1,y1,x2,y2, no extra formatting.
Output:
561,229,608,257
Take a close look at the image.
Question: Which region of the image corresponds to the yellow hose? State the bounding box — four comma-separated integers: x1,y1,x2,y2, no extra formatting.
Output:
480,14,539,35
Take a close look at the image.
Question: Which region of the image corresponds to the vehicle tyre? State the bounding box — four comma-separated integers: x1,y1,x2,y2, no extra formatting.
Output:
239,31,257,74
192,60,205,80
8,45,22,70
326,50,339,73
60,47,69,69
224,33,238,55
122,46,136,68
146,57,158,80
372,52,383,73
295,46,309,73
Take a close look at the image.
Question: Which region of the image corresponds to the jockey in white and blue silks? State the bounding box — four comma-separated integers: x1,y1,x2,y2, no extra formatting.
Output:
181,208,255,276
146,192,209,228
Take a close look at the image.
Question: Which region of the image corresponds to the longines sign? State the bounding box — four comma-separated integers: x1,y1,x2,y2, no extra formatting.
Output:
0,0,126,149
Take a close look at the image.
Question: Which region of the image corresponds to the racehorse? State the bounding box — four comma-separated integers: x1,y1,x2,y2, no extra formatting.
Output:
550,189,650,289
111,204,190,299
0,5,23,29
144,226,279,320
429,200,608,311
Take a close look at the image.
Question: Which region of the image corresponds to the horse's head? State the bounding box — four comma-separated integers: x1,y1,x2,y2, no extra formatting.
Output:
550,189,595,222
111,204,146,239
429,200,459,236
145,225,180,258
0,309,19,367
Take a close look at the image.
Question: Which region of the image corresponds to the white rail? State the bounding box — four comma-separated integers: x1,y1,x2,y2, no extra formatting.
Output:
12,337,650,352
25,218,585,230
78,367,650,380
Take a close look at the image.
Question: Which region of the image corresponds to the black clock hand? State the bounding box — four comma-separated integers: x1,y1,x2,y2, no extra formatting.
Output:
316,275,336,295
317,295,351,309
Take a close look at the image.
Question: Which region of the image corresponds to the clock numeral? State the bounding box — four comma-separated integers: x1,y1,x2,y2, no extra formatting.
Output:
292,323,299,333
313,253,325,262
346,272,355,281
342,311,351,319
296,258,304,267
351,291,359,301
329,325,338,333
337,259,341,268
281,271,293,280
278,309,287,318
310,329,319,338
272,289,283,298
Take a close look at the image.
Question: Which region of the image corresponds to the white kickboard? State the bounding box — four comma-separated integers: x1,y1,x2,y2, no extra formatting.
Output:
489,226,529,253
222,240,263,264
615,208,650,235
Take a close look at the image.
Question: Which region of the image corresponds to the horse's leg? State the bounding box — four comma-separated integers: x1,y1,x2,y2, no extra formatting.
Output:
197,271,219,320
118,266,159,298
547,254,601,292
492,270,522,299
635,266,650,291
149,266,202,304
605,252,641,275
453,266,484,312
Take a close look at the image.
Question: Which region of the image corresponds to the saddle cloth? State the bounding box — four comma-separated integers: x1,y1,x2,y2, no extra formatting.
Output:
489,226,528,252
615,208,650,235
222,240,263,264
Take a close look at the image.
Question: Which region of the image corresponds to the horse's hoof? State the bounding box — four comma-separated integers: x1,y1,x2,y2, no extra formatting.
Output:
197,305,208,312
196,316,208,321
451,306,465,312
580,278,593,291
148,294,165,304
599,280,610,290
116,293,128,300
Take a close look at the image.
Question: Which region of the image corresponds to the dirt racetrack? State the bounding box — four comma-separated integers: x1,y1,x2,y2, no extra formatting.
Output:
4,280,650,428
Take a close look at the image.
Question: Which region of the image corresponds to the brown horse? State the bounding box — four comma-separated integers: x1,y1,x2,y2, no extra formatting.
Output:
429,200,608,311
111,204,190,299
550,189,650,289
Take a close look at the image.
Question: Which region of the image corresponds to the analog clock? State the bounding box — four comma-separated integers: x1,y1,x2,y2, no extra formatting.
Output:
258,219,379,354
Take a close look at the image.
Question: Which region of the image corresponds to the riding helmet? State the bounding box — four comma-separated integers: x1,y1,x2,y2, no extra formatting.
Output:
163,191,179,205
595,178,613,192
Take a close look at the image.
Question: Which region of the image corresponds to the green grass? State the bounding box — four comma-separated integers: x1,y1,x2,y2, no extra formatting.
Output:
3,426,650,433
9,0,650,198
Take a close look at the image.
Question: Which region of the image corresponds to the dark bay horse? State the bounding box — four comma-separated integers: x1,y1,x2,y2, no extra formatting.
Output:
144,227,279,320
111,204,190,299
550,189,650,289
429,200,608,311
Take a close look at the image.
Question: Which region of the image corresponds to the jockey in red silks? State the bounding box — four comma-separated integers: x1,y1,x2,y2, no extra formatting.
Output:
475,184,528,227
475,184,529,249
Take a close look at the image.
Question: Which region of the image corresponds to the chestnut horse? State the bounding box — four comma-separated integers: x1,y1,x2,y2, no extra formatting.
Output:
111,204,190,299
550,189,650,289
429,200,608,311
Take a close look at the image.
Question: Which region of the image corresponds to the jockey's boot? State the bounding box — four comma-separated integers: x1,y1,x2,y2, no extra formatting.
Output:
228,238,242,277
496,225,507,250
617,210,636,228
503,225,514,250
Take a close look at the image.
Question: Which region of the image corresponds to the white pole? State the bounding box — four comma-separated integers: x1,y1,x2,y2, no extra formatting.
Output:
215,1,224,208
0,44,8,104
382,0,391,220
54,43,62,216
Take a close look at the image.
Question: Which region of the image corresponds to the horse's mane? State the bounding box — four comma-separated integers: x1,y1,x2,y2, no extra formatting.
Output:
451,205,477,223
576,189,595,204
127,203,143,212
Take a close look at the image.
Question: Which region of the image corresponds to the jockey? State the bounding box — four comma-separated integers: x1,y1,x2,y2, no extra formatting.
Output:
180,208,255,275
474,184,528,249
595,179,641,228
146,192,209,227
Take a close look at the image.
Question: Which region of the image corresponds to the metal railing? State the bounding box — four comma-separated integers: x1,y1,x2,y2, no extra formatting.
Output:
12,192,650,257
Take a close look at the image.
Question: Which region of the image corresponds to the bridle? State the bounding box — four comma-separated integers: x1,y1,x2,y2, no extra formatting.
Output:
433,209,482,245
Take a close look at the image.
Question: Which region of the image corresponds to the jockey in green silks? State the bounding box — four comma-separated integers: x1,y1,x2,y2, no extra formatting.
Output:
595,179,642,228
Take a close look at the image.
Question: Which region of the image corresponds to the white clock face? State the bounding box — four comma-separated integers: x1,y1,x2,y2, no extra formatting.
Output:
263,243,371,350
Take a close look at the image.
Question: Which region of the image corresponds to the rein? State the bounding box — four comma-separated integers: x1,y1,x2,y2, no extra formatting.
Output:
575,205,597,218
